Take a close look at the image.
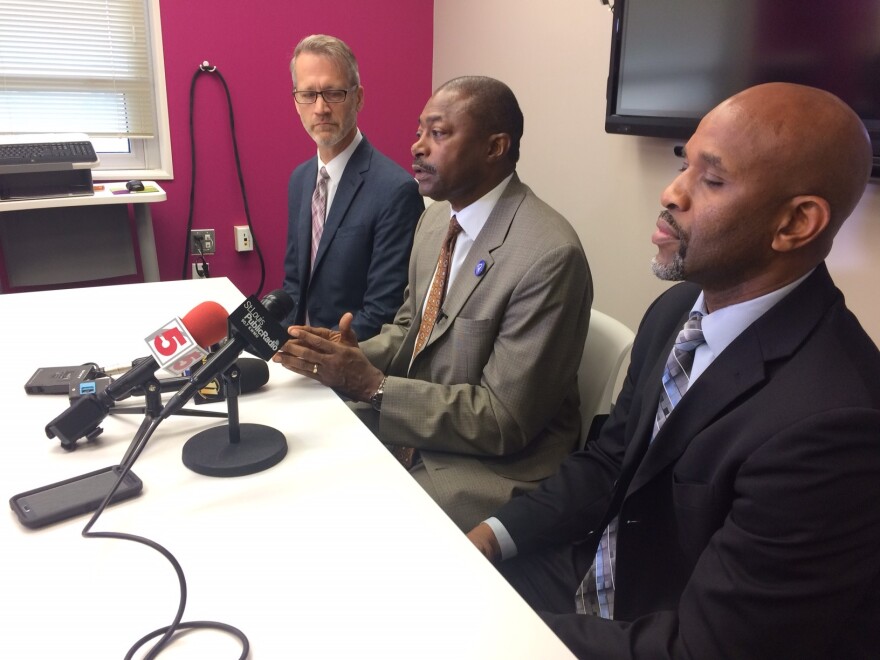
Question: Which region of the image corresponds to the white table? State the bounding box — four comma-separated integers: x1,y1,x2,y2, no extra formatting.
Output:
0,278,574,659
0,181,165,288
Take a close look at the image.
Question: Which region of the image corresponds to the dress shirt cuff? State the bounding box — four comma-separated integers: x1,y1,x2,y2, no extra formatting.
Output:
484,517,518,560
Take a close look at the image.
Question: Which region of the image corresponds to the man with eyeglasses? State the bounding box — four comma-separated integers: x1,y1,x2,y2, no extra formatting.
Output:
283,34,423,340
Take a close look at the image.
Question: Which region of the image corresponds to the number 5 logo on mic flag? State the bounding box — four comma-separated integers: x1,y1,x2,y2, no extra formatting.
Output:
145,318,209,375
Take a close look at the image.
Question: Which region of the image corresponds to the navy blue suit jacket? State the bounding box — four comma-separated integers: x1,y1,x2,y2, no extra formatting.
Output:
495,264,880,659
282,136,423,340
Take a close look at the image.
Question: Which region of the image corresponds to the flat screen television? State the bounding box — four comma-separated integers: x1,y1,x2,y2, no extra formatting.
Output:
605,0,880,179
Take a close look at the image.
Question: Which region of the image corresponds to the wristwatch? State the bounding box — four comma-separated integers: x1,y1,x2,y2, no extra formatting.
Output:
370,376,387,412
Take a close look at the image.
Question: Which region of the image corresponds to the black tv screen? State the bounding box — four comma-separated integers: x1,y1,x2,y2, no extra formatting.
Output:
605,0,880,178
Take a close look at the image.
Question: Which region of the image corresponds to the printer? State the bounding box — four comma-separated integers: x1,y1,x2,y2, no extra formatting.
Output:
0,133,99,201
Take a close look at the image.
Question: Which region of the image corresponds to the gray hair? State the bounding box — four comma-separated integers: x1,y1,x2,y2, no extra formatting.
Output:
290,34,360,87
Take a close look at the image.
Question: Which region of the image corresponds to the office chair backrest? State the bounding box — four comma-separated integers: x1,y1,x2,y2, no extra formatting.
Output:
577,309,635,449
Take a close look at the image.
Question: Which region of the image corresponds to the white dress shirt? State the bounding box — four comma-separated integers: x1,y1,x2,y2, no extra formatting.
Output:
316,129,363,213
419,173,514,320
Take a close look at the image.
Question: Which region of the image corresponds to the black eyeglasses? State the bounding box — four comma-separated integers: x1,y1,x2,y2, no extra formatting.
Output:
292,86,357,104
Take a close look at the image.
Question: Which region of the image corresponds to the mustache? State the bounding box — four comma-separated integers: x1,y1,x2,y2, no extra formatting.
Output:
659,210,681,237
412,159,436,174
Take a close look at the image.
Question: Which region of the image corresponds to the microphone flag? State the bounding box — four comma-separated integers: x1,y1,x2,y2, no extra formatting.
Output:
144,318,208,375
227,295,290,360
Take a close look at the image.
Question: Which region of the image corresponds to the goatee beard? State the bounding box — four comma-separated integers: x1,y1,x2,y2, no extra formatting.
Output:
652,252,685,281
652,210,686,280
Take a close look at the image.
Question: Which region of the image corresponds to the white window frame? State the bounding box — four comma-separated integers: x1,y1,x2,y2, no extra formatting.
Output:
93,0,173,181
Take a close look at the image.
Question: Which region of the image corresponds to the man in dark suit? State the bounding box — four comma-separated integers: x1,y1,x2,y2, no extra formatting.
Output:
467,82,880,659
275,77,593,531
283,35,424,340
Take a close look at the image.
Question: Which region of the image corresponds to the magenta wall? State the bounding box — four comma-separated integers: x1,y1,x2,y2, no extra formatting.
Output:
155,0,434,296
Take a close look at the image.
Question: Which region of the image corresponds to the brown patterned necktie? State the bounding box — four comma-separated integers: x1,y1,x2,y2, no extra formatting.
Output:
310,166,330,269
413,215,463,358
389,215,462,470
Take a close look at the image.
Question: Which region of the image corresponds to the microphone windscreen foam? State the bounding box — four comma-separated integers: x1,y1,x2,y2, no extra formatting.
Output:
238,358,270,394
260,289,294,321
181,301,229,348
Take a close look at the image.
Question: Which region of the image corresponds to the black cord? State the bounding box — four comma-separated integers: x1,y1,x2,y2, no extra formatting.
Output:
126,620,250,660
181,62,266,296
181,70,200,281
81,414,249,659
194,239,210,279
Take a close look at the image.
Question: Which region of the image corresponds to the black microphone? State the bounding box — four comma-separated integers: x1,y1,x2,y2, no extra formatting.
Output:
192,358,270,404
160,290,293,421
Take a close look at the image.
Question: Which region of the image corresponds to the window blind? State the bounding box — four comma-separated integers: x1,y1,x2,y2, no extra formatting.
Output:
0,0,157,138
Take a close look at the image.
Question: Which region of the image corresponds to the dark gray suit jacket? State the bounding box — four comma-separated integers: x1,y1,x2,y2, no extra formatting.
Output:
495,264,880,659
283,136,424,340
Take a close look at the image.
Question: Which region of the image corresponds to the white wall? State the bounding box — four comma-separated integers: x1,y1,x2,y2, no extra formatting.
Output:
433,0,880,344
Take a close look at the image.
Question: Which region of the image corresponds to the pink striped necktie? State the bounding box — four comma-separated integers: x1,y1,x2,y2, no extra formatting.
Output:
310,166,330,269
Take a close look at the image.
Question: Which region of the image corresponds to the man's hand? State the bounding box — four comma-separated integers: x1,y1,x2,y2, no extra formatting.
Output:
289,311,359,347
274,312,384,402
467,522,502,562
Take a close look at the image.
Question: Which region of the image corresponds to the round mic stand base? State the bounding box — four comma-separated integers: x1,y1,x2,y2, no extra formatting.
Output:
182,423,287,477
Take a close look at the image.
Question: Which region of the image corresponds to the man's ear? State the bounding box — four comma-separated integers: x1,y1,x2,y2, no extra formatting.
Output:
771,195,831,252
486,132,511,163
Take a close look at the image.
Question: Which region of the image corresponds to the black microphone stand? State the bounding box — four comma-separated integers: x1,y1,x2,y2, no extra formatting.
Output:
47,374,228,451
115,374,228,466
108,375,229,420
181,362,287,477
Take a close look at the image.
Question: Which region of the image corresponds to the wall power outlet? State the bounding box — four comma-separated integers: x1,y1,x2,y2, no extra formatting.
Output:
190,229,216,255
234,225,253,252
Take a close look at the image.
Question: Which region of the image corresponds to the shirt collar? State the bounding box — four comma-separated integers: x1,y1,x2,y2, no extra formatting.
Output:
694,269,814,359
318,129,362,181
449,173,514,241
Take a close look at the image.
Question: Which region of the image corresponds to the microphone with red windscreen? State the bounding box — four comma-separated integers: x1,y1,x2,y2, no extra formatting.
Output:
143,301,229,376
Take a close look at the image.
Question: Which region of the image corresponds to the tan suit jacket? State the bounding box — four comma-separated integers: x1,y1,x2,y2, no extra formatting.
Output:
358,174,592,528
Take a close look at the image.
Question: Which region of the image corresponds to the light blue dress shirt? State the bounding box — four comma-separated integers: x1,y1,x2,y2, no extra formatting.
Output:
486,269,813,560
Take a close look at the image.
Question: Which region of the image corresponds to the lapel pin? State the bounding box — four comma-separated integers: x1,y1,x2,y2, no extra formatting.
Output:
474,260,487,277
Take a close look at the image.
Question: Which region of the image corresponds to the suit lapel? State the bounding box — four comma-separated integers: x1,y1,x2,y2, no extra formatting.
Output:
622,334,676,477
312,139,370,273
395,206,449,376
625,264,840,497
296,156,319,292
626,331,766,495
421,175,527,350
